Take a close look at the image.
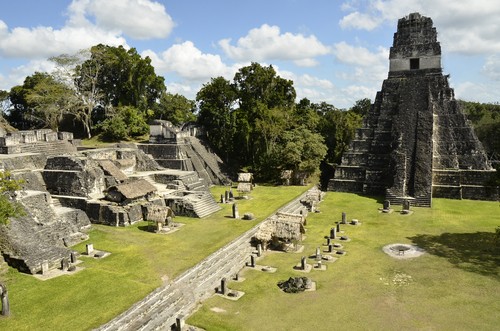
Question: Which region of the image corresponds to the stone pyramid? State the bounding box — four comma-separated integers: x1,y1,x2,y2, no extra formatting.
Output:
328,13,497,206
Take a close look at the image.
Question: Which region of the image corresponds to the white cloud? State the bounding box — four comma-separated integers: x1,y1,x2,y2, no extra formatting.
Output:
84,0,175,39
482,55,500,81
454,80,500,103
333,42,388,84
0,59,56,90
143,41,241,82
0,0,175,60
339,0,500,55
219,24,331,66
339,11,381,30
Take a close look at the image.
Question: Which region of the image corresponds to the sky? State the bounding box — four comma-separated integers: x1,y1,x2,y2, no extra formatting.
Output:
0,0,499,109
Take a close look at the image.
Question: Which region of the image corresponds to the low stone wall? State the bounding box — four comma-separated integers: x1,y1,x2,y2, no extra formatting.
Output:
96,187,316,331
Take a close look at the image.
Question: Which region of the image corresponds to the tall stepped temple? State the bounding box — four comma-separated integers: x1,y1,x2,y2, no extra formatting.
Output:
328,13,498,206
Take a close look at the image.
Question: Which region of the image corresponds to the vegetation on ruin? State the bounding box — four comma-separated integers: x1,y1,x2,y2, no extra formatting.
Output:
0,184,309,330
188,193,500,331
0,171,25,225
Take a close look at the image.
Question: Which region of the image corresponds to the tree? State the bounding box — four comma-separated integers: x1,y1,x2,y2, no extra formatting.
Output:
196,77,238,162
7,72,76,131
79,44,165,112
50,50,102,139
279,127,327,180
317,103,363,164
24,73,77,131
294,98,321,131
156,92,196,125
98,106,148,141
232,63,296,170
350,98,372,117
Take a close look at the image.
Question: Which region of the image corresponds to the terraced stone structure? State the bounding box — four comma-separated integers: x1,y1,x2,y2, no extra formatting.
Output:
329,13,498,206
138,120,229,186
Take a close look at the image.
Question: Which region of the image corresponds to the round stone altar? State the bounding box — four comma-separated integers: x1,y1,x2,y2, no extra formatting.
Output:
382,243,425,259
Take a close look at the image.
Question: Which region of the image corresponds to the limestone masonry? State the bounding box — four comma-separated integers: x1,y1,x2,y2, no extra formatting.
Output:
328,13,498,206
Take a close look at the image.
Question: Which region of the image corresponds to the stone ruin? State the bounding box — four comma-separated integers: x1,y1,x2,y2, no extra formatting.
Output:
137,120,230,186
0,124,225,275
236,172,253,197
253,187,322,251
329,13,498,206
0,129,77,155
277,277,313,293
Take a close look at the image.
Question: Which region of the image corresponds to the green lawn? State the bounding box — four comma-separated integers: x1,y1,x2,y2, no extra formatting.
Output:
188,193,500,331
0,185,309,331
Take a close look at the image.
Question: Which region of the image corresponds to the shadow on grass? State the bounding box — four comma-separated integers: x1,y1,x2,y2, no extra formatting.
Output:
409,232,500,279
137,225,153,232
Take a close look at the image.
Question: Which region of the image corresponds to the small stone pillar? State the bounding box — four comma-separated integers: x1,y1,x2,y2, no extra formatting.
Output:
316,260,322,268
220,277,227,295
175,315,185,331
402,199,410,211
61,258,69,271
336,222,341,232
234,272,239,281
301,256,307,270
225,190,230,203
250,255,255,268
0,283,9,317
41,261,49,275
70,252,77,263
326,237,331,246
330,227,337,239
229,189,234,200
86,243,94,255
257,243,262,257
383,200,391,210
315,247,321,258
232,203,239,219
220,194,225,204
328,244,333,253
341,212,347,224
156,221,162,232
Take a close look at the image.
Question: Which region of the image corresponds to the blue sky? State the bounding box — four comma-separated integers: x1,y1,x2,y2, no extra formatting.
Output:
0,0,499,108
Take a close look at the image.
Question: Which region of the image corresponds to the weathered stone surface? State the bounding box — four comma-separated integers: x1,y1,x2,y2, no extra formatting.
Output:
328,13,498,206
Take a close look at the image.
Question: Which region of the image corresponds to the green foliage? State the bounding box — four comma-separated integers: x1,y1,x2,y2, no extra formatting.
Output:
280,127,327,175
7,72,76,130
460,100,500,159
98,106,148,141
350,98,372,116
77,44,165,112
197,77,238,162
155,92,196,125
0,171,25,225
318,105,363,163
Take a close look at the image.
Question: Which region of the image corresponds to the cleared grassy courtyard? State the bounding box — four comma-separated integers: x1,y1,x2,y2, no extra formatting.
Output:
0,185,309,330
0,188,498,330
188,193,499,331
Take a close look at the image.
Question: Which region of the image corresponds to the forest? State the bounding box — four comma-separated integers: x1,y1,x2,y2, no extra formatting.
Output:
0,44,498,183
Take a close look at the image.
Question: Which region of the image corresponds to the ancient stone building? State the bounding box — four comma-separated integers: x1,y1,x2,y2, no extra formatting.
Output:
329,13,498,206
138,120,229,186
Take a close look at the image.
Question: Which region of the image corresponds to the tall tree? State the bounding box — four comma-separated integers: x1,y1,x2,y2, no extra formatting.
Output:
156,92,196,125
232,63,296,169
79,44,165,112
196,77,238,162
8,72,75,131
